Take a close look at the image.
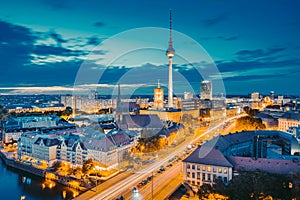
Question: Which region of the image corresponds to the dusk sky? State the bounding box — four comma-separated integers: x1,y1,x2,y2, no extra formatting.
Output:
0,0,300,96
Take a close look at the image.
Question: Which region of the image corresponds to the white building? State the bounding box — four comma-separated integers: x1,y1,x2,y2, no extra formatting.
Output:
56,129,134,169
18,132,60,166
17,126,136,169
200,80,212,100
18,132,37,158
183,147,233,190
278,112,300,132
57,134,88,165
251,92,260,101
32,137,60,166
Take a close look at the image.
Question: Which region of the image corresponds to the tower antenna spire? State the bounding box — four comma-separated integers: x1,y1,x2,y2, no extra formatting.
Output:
169,9,173,47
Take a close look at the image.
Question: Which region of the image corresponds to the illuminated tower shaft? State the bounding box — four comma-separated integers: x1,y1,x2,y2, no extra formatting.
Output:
166,9,175,108
168,56,173,108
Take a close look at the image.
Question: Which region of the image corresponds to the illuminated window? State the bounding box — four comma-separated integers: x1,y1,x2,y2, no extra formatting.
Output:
224,169,227,174
207,166,211,172
218,168,222,173
202,166,206,171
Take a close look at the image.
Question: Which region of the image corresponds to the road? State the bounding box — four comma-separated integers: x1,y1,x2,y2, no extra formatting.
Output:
222,121,236,135
73,172,132,200
90,114,245,200
122,162,182,200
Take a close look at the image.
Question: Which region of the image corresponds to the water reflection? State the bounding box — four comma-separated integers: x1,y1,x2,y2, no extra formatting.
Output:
0,158,80,200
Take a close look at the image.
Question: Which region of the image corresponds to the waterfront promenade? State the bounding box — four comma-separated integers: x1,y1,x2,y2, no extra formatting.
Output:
0,149,87,192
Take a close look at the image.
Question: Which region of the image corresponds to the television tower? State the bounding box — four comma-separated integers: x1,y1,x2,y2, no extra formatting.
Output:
166,9,175,109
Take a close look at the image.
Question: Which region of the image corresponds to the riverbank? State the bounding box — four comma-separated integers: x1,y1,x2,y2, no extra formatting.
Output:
0,150,87,192
0,150,46,177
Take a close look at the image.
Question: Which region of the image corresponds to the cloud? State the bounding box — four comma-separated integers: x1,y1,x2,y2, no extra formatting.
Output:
236,47,286,61
207,46,300,94
42,0,69,10
33,44,86,56
200,35,239,41
0,20,35,45
48,31,66,45
86,36,102,46
200,13,229,27
93,21,105,27
0,19,35,76
0,19,92,86
214,52,300,84
0,18,298,95
217,36,239,41
92,50,107,55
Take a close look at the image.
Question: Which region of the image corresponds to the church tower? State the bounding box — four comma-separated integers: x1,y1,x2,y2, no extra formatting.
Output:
153,80,164,110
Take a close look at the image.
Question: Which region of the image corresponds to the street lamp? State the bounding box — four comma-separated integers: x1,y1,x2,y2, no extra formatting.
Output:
151,171,154,200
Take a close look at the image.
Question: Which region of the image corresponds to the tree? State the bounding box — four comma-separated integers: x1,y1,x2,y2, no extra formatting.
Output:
64,106,73,116
243,106,259,117
213,170,298,200
198,184,214,199
131,134,168,153
52,161,62,171
82,159,95,175
70,166,83,178
198,183,229,200
201,193,228,200
231,116,265,133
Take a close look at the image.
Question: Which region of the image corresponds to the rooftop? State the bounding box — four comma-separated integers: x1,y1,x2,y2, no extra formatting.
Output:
279,112,300,121
227,156,300,174
122,114,163,129
183,146,233,167
34,137,60,147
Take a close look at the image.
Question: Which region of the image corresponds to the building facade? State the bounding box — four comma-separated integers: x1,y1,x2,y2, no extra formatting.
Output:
183,147,233,190
278,112,300,132
32,137,60,166
153,82,164,110
183,130,300,191
18,132,59,166
2,115,74,143
251,92,260,101
200,80,212,100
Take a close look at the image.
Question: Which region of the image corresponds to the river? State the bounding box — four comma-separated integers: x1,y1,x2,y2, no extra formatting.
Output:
0,158,80,200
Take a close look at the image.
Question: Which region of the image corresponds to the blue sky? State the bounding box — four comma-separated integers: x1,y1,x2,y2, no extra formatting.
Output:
0,0,300,95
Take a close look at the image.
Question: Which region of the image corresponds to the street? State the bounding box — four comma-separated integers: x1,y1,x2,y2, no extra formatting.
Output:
88,114,245,200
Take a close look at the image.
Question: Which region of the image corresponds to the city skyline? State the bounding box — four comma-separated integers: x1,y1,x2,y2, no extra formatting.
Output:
0,0,300,95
